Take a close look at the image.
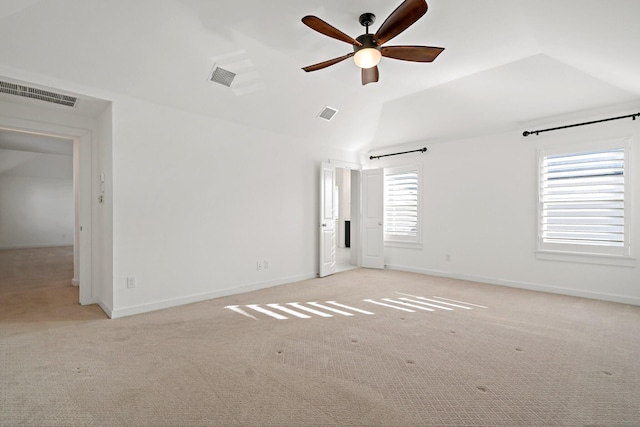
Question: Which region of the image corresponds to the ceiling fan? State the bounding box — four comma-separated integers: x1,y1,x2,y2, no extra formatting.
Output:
301,0,444,85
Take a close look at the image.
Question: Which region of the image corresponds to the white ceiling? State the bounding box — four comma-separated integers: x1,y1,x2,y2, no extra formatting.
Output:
0,0,639,154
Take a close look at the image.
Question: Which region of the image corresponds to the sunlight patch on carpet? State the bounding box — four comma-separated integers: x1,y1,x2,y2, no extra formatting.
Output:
225,293,487,321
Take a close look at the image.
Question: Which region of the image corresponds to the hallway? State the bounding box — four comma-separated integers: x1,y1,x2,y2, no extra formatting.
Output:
0,246,105,323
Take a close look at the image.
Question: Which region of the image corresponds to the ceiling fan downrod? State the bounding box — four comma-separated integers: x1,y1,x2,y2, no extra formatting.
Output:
354,13,381,66
359,13,376,34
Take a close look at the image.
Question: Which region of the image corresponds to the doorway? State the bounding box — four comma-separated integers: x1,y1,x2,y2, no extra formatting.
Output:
335,167,357,273
0,120,93,305
319,161,385,277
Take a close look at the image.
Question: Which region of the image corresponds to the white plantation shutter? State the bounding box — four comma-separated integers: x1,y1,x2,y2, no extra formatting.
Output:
539,143,630,257
384,167,419,242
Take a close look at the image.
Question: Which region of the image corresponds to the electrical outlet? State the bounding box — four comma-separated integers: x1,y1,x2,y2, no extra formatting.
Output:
256,261,262,271
264,260,270,270
127,276,136,288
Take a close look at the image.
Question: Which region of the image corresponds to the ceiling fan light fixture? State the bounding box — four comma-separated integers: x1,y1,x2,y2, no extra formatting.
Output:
354,48,381,69
353,33,381,69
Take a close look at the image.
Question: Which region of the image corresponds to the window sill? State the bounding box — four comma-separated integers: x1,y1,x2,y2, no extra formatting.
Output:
384,240,423,250
535,250,636,267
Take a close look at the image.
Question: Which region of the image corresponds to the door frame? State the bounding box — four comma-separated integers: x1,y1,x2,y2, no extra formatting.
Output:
319,160,365,275
0,116,94,304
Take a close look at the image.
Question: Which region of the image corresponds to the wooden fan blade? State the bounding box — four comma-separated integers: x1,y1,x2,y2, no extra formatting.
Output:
374,0,428,46
302,52,355,72
381,45,444,62
362,66,379,85
302,16,363,46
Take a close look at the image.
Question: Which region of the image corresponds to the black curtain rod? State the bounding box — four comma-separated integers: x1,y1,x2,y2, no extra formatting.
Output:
523,112,639,137
370,147,427,160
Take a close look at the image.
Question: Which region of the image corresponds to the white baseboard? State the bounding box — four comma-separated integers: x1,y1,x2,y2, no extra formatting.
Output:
78,296,113,318
0,243,73,250
109,272,318,319
386,264,640,307
97,300,113,318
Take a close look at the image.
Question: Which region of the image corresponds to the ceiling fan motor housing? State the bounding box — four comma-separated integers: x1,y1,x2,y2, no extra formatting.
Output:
354,34,379,51
353,34,381,68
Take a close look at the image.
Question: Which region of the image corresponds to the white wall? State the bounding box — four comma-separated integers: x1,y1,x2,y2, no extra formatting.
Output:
96,104,114,313
0,83,362,319
0,148,73,249
110,96,358,317
369,108,640,305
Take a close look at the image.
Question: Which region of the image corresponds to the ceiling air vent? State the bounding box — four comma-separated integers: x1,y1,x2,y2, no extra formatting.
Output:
0,80,77,107
318,106,338,121
209,66,236,87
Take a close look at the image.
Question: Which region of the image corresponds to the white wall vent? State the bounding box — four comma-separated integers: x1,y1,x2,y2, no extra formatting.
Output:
209,66,236,87
318,106,338,121
0,80,77,107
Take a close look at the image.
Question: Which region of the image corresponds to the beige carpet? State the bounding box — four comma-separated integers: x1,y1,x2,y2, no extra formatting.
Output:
1,247,640,426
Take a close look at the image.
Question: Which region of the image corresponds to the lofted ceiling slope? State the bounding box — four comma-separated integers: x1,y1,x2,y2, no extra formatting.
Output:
0,0,639,154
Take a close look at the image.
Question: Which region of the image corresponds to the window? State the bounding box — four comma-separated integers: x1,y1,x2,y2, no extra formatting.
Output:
538,139,632,262
384,165,421,245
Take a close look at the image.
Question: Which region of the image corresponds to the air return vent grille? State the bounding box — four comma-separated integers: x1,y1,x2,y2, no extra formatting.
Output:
318,106,338,121
209,66,236,87
0,81,77,107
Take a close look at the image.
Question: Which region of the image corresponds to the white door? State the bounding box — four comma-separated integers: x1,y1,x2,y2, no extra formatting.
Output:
361,168,384,269
319,162,337,277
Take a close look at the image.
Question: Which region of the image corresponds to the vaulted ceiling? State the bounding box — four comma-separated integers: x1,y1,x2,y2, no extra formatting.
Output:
1,0,639,153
